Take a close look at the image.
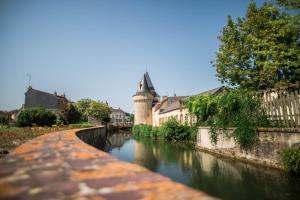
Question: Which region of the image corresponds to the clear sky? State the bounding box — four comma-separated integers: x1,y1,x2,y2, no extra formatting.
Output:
0,0,271,113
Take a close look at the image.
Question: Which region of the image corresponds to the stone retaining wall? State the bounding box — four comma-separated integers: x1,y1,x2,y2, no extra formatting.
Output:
0,127,216,200
197,127,300,169
76,127,107,149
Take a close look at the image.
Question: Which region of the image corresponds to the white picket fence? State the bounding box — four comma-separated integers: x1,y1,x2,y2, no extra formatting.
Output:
259,82,300,128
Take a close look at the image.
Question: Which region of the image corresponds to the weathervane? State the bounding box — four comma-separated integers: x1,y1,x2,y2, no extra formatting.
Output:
26,74,31,87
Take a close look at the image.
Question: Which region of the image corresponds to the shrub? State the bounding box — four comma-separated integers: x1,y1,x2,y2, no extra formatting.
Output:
132,118,196,142
281,148,300,175
60,103,82,124
17,108,57,127
150,127,161,139
0,116,9,125
160,118,194,141
56,112,67,125
132,124,152,137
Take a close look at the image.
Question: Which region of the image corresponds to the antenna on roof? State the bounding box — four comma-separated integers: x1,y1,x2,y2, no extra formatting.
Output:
26,74,31,87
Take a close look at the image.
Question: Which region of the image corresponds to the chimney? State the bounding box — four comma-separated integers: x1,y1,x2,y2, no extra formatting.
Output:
162,96,168,101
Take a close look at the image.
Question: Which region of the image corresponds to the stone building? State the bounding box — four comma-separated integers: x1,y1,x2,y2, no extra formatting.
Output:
24,86,69,111
133,72,224,126
110,107,127,125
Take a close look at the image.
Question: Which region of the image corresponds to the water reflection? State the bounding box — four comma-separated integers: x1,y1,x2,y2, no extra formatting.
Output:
97,132,300,200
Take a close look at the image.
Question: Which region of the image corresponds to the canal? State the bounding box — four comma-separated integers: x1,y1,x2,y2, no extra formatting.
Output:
97,132,300,200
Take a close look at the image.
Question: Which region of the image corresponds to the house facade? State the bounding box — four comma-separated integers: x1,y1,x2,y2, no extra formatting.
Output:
110,107,132,125
0,109,20,122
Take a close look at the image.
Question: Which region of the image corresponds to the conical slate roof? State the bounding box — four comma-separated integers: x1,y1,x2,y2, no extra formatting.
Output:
136,72,159,97
144,72,155,91
140,75,150,92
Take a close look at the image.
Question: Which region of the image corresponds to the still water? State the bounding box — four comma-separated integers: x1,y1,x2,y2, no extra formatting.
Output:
97,132,300,200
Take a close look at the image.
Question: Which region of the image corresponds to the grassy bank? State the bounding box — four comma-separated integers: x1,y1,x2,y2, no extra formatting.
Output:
0,123,94,151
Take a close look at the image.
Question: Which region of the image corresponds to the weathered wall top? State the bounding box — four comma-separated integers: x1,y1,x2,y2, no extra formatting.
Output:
0,127,217,200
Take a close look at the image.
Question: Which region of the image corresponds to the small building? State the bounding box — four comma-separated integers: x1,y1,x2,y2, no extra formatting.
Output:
24,86,69,111
110,107,133,126
110,107,127,125
0,109,20,122
0,111,6,118
7,109,20,121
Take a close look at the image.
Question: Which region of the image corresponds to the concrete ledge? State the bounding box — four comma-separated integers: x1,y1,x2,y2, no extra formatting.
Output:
0,127,217,200
257,127,300,133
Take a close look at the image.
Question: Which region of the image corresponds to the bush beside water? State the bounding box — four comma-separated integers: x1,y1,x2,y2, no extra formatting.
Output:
133,118,196,142
281,148,300,175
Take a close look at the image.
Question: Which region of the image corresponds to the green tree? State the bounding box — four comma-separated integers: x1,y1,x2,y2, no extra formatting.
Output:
76,99,111,124
87,100,111,124
76,98,93,120
61,103,82,124
276,0,300,9
214,2,300,90
129,114,134,122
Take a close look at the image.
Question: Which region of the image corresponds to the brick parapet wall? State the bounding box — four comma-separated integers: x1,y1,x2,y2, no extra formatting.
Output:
0,127,217,200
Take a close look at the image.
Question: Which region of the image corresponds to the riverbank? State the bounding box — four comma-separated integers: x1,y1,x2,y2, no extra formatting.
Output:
197,127,300,171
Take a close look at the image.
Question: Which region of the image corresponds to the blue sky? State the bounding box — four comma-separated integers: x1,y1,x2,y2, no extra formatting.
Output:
0,0,271,113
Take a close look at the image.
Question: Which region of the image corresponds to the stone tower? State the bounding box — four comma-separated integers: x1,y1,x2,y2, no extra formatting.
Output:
133,72,159,125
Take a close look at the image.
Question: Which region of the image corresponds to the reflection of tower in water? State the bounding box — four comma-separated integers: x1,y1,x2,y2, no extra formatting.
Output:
182,151,193,168
196,151,242,181
134,141,158,170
